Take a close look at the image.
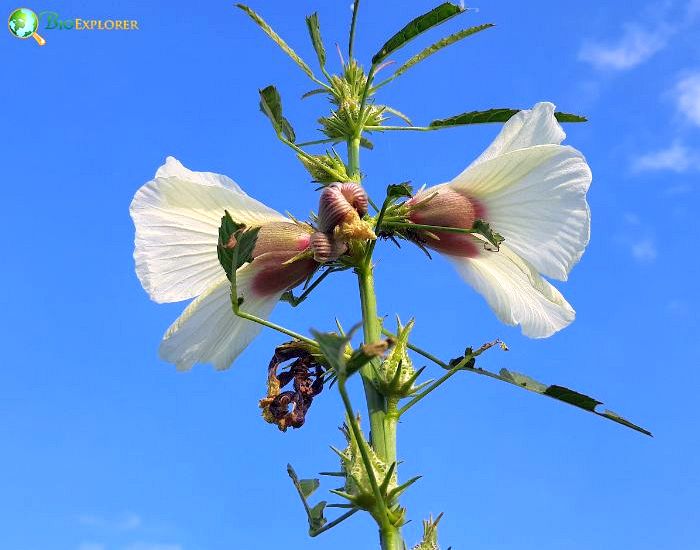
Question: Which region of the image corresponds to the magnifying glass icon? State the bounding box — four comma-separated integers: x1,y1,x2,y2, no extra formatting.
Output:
8,8,46,46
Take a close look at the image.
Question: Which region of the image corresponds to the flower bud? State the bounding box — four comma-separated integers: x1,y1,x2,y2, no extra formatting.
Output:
317,183,374,241
250,252,317,297
407,187,486,257
309,231,347,263
253,221,312,257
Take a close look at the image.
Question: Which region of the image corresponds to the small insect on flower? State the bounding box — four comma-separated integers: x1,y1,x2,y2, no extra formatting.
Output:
404,103,592,338
130,157,343,371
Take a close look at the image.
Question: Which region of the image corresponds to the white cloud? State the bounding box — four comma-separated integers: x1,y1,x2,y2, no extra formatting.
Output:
579,24,670,70
674,72,700,126
78,513,142,532
631,141,700,173
631,239,658,262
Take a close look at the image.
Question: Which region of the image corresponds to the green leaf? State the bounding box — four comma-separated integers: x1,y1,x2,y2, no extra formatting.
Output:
236,4,315,79
359,136,374,150
311,330,350,375
259,85,296,142
308,501,327,532
496,368,652,436
305,12,326,69
382,105,413,125
371,2,465,64
301,88,327,99
429,108,587,127
392,23,494,80
471,219,505,251
217,211,260,279
299,478,321,498
386,182,413,200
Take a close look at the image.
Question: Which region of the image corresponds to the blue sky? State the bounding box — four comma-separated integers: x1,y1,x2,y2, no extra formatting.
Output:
2,1,699,549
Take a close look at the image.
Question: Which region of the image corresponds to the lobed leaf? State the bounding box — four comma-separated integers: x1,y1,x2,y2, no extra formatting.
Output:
236,4,315,78
429,108,587,127
259,85,296,142
471,219,505,251
372,2,465,65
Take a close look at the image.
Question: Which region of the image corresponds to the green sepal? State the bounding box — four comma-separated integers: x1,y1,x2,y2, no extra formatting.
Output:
217,211,260,279
372,2,465,64
259,85,296,142
429,108,587,127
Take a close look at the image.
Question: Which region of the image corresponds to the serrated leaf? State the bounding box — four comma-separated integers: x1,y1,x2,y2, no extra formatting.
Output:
393,23,494,79
429,108,587,127
259,85,296,142
217,211,259,279
299,478,321,498
495,368,651,436
387,182,413,200
302,88,327,99
372,2,465,64
306,12,326,68
472,219,504,251
383,106,413,125
236,4,314,79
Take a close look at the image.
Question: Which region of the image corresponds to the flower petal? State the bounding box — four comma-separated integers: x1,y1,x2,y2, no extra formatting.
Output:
450,145,591,281
159,265,280,371
449,245,575,338
130,157,286,303
465,102,565,169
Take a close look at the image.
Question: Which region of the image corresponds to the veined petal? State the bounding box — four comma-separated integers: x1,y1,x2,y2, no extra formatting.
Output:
159,265,281,372
130,157,286,303
449,245,575,338
465,102,565,169
450,145,591,281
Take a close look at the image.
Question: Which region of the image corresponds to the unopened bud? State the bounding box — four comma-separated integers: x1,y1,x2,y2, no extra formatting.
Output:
318,182,369,232
407,187,485,257
253,221,312,257
309,231,347,263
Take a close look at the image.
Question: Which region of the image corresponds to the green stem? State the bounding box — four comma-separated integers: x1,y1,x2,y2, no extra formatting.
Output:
348,135,402,550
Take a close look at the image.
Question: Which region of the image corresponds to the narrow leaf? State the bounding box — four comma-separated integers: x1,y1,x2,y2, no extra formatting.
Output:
236,4,315,78
497,368,652,436
383,106,413,125
372,2,465,64
302,88,327,99
306,12,326,68
429,108,587,127
259,85,296,142
393,24,494,79
359,136,374,150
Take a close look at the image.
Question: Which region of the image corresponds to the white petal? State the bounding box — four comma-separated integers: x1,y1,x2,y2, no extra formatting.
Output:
450,145,591,281
449,245,575,338
159,265,280,371
464,102,566,170
130,157,286,303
